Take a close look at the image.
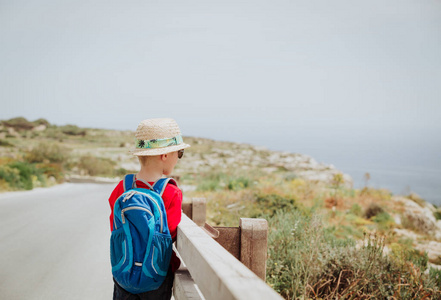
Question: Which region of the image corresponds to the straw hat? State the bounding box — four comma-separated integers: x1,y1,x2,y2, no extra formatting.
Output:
130,118,191,156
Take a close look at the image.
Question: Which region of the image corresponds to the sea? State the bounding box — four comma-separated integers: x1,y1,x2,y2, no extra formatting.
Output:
233,132,441,207
287,136,441,206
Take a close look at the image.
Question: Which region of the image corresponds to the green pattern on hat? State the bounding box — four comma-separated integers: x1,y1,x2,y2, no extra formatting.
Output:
135,135,184,149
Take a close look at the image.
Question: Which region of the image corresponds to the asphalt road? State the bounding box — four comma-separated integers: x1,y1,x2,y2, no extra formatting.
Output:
0,183,116,300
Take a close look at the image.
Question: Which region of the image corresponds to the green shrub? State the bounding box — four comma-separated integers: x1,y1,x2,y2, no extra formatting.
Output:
58,125,86,136
266,210,441,299
0,165,21,189
44,127,64,140
32,118,50,127
267,210,318,299
0,161,45,190
407,192,426,207
349,203,363,216
0,139,13,147
196,172,255,192
196,172,227,191
9,162,35,190
328,222,365,239
267,210,354,299
404,250,428,270
429,267,441,288
115,168,128,177
36,163,64,181
197,180,220,191
331,173,345,189
364,202,384,219
25,142,69,164
1,117,34,131
255,193,297,217
227,176,250,191
283,172,298,181
372,211,395,230
78,155,115,177
390,240,428,270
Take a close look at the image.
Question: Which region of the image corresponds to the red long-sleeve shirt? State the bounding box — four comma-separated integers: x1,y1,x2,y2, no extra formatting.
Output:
108,178,182,272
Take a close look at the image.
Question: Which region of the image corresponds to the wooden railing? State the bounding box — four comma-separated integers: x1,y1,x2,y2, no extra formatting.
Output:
173,199,283,300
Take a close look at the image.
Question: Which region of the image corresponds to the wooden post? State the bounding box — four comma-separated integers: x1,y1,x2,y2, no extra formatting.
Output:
182,198,206,226
213,227,241,259
191,198,206,226
239,218,268,280
181,199,269,281
176,214,283,300
181,201,192,219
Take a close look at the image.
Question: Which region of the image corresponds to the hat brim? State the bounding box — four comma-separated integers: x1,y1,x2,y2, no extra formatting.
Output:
130,143,191,156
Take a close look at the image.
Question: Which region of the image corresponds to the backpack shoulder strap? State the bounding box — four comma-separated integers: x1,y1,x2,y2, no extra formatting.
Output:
124,174,156,191
123,174,136,192
152,178,177,197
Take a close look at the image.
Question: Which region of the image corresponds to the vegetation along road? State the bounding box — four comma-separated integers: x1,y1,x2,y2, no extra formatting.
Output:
0,183,115,299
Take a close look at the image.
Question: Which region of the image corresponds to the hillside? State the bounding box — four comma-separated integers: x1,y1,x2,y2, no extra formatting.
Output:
0,116,352,186
1,117,440,298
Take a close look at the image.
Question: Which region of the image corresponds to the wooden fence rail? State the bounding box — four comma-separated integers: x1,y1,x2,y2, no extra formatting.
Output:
174,199,283,300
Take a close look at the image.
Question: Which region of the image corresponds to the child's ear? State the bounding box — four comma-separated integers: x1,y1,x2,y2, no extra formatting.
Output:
160,153,168,161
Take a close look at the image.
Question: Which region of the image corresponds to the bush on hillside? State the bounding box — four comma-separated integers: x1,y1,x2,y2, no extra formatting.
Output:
25,142,70,164
266,210,441,299
0,139,14,147
78,155,115,177
390,242,428,270
59,125,86,136
0,162,45,190
350,203,363,216
196,172,226,191
1,117,34,131
364,202,384,219
255,193,297,217
0,165,21,189
36,163,64,181
407,192,426,207
372,211,395,231
32,118,50,127
196,172,254,192
429,267,441,288
227,176,250,191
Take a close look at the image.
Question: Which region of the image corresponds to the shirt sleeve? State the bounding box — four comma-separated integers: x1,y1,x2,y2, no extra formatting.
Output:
108,181,124,231
164,185,183,242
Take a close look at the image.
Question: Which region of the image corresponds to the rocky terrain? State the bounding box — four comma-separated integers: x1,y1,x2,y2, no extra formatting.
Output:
391,195,441,265
1,117,440,268
118,137,354,188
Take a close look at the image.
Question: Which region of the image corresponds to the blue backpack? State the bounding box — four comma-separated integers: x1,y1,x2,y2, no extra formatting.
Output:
110,174,174,294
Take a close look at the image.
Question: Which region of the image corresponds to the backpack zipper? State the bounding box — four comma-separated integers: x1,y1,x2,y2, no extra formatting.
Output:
114,191,164,232
122,191,137,202
121,206,153,224
129,191,164,233
122,240,127,265
151,247,159,275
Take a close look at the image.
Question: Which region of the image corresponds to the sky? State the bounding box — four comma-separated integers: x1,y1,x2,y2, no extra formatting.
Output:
1,0,441,171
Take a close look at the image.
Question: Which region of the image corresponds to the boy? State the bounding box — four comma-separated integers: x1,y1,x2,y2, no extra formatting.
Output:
108,118,190,300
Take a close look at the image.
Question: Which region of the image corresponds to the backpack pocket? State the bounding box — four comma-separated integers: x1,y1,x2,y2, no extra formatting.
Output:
110,227,127,271
150,232,172,277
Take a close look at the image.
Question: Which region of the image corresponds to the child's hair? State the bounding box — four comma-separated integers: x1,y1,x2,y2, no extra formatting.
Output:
137,155,156,166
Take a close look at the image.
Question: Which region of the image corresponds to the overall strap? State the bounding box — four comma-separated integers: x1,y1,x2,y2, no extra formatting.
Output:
123,174,136,192
133,178,154,190
124,174,162,191
152,178,177,197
